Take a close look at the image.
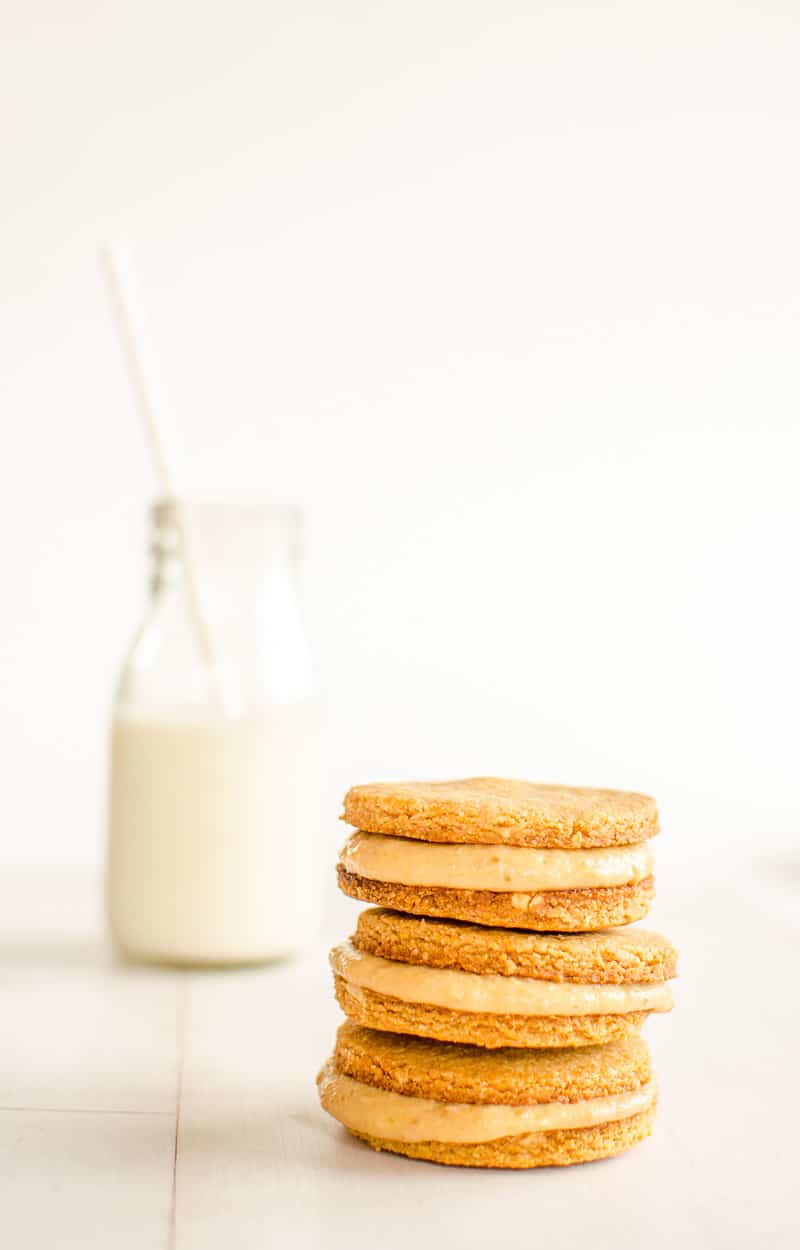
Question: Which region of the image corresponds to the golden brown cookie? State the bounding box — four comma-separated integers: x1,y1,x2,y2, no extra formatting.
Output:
318,1024,656,1168
337,866,655,931
343,778,659,849
338,778,659,929
333,1021,651,1101
347,1105,657,1169
329,909,676,1048
353,908,677,981
333,976,650,1048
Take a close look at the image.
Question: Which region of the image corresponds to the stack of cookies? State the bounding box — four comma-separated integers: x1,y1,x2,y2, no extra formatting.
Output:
318,778,677,1169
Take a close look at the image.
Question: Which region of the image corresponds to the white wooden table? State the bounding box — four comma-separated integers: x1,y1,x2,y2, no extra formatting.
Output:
1,861,797,1250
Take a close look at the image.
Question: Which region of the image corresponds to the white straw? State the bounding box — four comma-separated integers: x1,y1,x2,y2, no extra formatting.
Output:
102,241,230,712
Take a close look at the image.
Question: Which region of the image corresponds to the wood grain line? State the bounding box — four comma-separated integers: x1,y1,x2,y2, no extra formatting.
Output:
167,978,189,1250
0,1106,173,1116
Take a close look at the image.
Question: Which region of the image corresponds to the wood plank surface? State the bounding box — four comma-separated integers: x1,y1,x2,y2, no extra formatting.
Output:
0,867,796,1249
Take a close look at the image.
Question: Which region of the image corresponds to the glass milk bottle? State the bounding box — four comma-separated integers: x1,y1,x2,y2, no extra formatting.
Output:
106,499,322,965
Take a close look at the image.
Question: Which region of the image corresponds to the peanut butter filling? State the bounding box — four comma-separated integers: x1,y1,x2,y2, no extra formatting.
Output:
330,942,673,1016
339,831,653,892
318,1061,656,1143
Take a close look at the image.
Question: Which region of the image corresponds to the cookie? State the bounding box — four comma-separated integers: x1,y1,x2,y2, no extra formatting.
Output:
330,909,676,1048
352,907,677,981
343,778,659,848
337,838,655,932
339,779,658,930
318,1023,656,1168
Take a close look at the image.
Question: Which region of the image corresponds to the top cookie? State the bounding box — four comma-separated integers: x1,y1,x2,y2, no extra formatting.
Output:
353,909,677,984
343,778,659,849
333,1022,651,1105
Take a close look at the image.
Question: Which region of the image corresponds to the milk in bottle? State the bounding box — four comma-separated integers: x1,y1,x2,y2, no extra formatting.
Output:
106,500,322,964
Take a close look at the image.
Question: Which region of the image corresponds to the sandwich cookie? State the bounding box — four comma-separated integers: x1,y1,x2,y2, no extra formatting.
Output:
331,908,677,1049
318,1023,656,1168
338,779,658,931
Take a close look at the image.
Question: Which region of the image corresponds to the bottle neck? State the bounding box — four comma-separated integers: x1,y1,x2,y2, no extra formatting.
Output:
150,541,296,600
149,498,301,604
138,499,313,709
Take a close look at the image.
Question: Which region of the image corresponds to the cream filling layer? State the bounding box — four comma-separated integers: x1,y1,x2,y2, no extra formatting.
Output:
319,1061,656,1144
339,831,653,892
331,942,673,1017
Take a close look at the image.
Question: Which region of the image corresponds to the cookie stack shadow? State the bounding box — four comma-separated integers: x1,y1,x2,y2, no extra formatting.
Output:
318,779,677,1169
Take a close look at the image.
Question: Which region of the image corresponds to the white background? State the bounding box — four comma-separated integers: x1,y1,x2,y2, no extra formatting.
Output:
2,0,798,886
